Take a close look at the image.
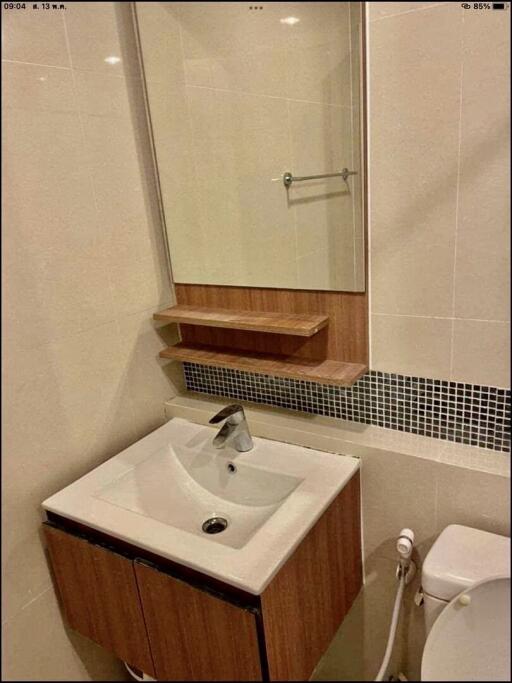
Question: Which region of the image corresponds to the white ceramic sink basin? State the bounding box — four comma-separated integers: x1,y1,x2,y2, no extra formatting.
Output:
42,417,359,594
95,442,303,549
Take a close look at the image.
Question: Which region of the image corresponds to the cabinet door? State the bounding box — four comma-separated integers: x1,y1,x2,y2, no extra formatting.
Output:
44,525,155,677
135,561,263,681
261,471,362,681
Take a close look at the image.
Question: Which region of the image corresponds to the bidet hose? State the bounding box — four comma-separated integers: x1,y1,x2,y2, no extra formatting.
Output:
374,569,406,681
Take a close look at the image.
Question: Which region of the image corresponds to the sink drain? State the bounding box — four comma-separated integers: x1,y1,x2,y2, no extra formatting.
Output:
202,517,228,535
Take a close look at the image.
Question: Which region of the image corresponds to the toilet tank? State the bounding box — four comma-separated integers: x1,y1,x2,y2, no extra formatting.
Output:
422,525,510,631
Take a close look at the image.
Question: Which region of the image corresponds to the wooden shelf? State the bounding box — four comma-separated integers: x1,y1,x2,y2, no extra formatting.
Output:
154,305,328,337
159,343,367,387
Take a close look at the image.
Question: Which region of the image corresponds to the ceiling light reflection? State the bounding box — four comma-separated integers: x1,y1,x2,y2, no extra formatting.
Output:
280,16,300,26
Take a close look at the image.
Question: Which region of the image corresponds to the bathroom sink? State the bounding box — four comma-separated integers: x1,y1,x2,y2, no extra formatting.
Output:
42,417,359,594
95,442,303,549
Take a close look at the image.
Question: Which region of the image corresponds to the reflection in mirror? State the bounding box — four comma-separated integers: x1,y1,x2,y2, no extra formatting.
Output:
136,2,366,292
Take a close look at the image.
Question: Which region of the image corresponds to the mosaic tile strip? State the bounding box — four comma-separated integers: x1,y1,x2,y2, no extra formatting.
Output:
183,364,511,453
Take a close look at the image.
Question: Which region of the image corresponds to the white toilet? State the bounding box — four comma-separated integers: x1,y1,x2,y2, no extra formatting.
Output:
421,524,511,681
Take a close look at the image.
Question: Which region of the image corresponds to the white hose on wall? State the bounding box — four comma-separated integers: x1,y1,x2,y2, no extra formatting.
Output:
374,570,406,681
374,528,415,681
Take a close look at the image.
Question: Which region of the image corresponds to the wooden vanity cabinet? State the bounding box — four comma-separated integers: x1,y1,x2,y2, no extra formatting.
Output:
44,470,362,681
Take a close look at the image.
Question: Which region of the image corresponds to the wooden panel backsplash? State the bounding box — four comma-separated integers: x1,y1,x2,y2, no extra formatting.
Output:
175,284,368,365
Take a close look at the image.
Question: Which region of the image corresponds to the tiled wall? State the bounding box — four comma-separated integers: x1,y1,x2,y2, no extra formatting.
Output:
2,3,182,680
137,1,365,291
369,2,510,387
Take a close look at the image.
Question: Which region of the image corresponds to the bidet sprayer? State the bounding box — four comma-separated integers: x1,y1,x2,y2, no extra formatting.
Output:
395,528,416,585
397,528,415,561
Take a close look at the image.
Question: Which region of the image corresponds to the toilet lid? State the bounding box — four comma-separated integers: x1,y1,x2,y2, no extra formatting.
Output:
422,576,511,681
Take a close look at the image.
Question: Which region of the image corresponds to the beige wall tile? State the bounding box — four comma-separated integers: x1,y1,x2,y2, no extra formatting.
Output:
178,1,288,92
175,86,298,287
371,315,452,379
38,322,136,412
360,449,438,562
436,465,510,537
1,62,76,113
74,70,131,119
177,87,245,282
283,2,351,50
3,331,142,483
294,188,355,270
178,0,289,97
233,175,297,288
454,149,510,322
134,2,184,87
289,101,350,181
453,11,510,322
83,114,150,225
1,455,52,624
245,254,298,289
2,109,98,257
141,78,206,285
288,100,359,290
369,2,509,388
142,78,196,182
82,113,172,316
4,242,116,351
369,2,448,21
286,5,351,106
297,250,333,291
106,240,172,318
451,320,510,387
370,209,456,317
210,46,289,99
217,89,292,178
297,242,355,292
1,588,128,681
64,2,131,74
370,3,462,317
2,110,115,349
116,309,184,439
1,6,70,67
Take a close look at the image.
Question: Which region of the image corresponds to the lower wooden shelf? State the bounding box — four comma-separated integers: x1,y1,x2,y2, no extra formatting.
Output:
159,343,367,387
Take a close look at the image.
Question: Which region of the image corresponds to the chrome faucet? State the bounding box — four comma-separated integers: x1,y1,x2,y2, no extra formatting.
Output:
208,404,254,452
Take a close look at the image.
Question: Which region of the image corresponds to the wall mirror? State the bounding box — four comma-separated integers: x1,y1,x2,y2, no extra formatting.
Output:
136,1,366,292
